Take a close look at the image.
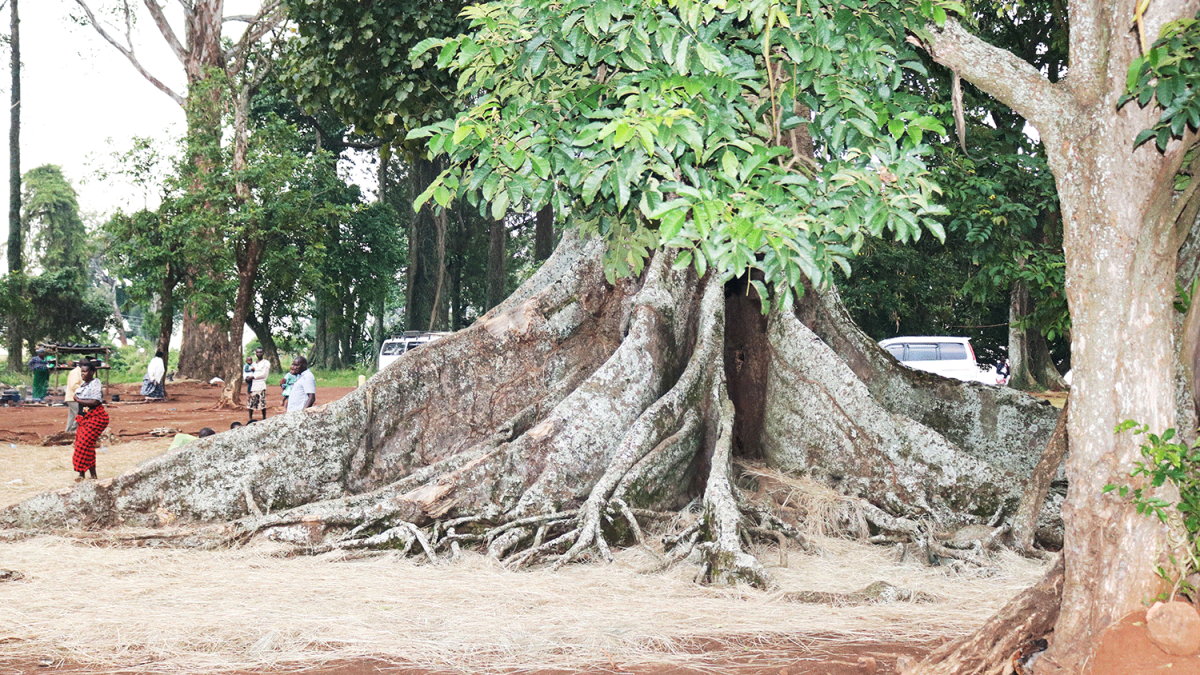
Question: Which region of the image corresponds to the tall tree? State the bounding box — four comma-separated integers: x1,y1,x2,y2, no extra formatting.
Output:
7,0,1064,613
1,166,110,353
71,0,285,382
911,2,1200,671
5,0,19,370
21,165,89,277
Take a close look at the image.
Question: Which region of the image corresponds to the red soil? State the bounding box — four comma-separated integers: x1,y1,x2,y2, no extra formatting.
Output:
0,379,356,442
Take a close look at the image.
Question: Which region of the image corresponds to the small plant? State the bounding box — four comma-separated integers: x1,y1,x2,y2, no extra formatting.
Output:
1104,421,1200,598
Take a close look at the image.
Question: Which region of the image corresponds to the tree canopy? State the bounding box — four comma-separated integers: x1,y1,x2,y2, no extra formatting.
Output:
411,0,954,301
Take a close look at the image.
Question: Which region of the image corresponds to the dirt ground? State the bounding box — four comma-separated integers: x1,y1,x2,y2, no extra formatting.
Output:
0,380,1166,675
0,380,355,503
0,379,356,441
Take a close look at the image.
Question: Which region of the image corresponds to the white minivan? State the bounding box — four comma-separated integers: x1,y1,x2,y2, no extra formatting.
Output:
378,332,450,370
878,336,999,385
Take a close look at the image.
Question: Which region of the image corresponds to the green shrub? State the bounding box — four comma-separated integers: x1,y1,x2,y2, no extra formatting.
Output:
1105,421,1200,598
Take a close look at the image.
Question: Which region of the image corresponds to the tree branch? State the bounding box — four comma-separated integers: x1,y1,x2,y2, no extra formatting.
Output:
142,0,188,65
910,19,1075,144
73,0,184,106
223,1,285,78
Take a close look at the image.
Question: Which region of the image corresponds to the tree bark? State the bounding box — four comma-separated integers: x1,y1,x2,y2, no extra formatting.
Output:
176,306,232,382
5,0,20,372
1011,399,1068,556
535,204,555,262
245,310,280,373
1007,281,1066,392
486,216,506,310
155,282,175,359
407,157,447,331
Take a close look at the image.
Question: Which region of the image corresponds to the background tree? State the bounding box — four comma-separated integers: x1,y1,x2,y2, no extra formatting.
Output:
284,0,547,332
70,0,286,381
0,165,109,353
5,0,20,370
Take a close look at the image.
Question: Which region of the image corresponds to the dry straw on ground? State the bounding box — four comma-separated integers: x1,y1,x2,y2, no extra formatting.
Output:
1,440,172,506
0,532,1049,673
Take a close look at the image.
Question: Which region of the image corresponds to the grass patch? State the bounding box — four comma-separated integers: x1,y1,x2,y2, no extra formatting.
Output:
309,368,376,387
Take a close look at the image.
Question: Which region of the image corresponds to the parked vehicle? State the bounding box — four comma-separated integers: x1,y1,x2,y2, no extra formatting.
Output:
877,336,1000,385
378,332,451,370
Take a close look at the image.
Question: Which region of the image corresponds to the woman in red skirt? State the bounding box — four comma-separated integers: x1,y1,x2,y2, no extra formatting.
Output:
72,361,108,481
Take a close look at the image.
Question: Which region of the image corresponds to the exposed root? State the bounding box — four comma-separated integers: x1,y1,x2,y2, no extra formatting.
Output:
699,389,772,589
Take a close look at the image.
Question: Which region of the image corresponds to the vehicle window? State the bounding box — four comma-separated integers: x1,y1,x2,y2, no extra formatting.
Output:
382,343,403,355
886,345,904,359
906,344,938,361
938,343,967,360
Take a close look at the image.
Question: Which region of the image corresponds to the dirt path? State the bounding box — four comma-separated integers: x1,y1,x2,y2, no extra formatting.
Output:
0,380,356,441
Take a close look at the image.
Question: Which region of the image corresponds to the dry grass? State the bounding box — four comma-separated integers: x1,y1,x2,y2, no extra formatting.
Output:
740,463,870,539
0,532,1049,673
0,439,173,507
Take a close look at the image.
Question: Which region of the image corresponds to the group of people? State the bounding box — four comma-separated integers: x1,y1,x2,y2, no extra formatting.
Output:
242,348,317,421
49,347,317,486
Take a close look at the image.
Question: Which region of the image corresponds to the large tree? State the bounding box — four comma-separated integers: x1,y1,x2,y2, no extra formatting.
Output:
908,2,1200,671
71,0,285,382
5,0,20,370
6,0,1061,570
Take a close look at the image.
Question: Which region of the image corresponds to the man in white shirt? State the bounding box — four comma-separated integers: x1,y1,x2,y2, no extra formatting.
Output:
64,361,83,432
247,347,271,422
286,356,317,413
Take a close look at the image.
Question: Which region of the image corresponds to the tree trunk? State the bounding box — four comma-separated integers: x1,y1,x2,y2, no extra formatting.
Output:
1007,281,1066,392
486,216,506,310
176,306,233,382
217,237,263,409
915,12,1194,670
155,283,175,359
310,293,331,369
2,235,1061,593
407,158,444,332
1011,399,1068,556
108,283,128,348
535,204,554,262
245,310,280,373
1039,137,1179,673
5,0,20,372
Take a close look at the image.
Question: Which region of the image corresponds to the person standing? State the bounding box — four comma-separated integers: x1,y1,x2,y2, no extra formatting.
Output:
280,369,297,408
140,350,166,400
247,347,270,422
63,360,82,433
286,356,317,412
72,361,108,481
243,356,255,398
28,348,50,401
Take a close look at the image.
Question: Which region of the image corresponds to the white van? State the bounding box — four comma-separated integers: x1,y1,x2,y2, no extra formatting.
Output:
378,332,450,370
878,336,999,385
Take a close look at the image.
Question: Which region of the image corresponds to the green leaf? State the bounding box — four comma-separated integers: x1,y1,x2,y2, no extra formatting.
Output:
491,189,510,220
582,163,612,204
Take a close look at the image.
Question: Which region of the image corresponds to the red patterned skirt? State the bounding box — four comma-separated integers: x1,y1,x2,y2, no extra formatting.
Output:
72,406,109,472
